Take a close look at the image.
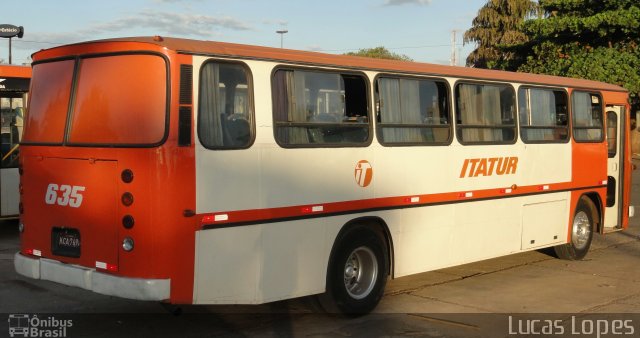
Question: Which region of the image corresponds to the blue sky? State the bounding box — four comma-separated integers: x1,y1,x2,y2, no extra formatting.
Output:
2,0,486,66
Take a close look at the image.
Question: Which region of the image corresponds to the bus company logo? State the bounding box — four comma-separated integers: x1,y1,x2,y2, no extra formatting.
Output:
460,156,519,178
354,160,373,187
7,314,73,337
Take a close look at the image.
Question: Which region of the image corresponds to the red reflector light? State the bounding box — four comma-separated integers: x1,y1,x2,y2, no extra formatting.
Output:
96,261,118,272
121,169,134,183
201,215,215,224
24,248,41,257
121,192,134,206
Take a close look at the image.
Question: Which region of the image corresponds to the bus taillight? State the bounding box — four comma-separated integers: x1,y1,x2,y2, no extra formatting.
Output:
25,248,41,257
121,169,134,183
122,215,134,229
121,192,134,206
122,237,134,252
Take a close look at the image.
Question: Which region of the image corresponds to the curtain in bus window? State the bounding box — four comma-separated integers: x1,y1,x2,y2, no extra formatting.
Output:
526,89,555,141
573,92,602,141
199,63,224,147
379,78,422,143
273,70,290,143
482,86,502,141
459,84,504,142
379,78,402,142
290,71,310,143
399,79,422,142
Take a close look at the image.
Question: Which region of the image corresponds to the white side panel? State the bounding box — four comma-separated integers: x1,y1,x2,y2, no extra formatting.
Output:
521,195,569,249
1,168,19,216
194,226,262,304
193,219,340,304
260,218,327,302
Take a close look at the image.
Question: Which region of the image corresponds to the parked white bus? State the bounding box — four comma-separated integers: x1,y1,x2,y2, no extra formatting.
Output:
16,37,633,314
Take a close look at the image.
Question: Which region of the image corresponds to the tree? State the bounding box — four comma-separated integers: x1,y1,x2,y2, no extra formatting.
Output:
464,0,540,70
345,47,413,61
518,0,640,112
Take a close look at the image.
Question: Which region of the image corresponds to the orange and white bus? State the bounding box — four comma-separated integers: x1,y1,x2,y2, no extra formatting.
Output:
15,37,633,314
0,64,30,219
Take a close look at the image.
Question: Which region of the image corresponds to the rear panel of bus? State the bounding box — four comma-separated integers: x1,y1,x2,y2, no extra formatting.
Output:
19,43,197,303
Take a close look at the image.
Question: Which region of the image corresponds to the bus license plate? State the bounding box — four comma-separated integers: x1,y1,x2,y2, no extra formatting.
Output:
51,227,81,258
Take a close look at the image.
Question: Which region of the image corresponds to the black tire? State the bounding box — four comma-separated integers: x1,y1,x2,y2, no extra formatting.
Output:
318,227,388,315
553,198,595,260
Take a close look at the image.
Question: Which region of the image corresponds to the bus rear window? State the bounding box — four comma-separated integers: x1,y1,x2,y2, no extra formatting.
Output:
22,60,75,144
68,54,167,145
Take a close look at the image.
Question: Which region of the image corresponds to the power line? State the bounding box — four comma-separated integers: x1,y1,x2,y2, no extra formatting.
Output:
314,43,465,53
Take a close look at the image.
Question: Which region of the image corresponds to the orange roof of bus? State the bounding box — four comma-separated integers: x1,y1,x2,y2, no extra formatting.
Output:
0,64,31,78
32,36,626,93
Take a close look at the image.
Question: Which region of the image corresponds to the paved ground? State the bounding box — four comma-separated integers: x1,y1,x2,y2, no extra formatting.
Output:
1,161,639,337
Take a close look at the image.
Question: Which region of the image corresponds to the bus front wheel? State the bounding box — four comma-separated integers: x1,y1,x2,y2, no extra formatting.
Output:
318,227,388,315
554,198,595,260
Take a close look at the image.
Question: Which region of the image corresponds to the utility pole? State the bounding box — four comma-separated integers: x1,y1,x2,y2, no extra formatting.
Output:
450,30,457,66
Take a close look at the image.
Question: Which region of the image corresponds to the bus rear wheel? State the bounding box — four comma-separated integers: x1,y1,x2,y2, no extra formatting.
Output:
554,199,595,260
318,227,388,315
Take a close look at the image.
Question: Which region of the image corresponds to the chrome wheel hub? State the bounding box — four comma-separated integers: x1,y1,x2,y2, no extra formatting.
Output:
572,210,591,249
343,246,378,300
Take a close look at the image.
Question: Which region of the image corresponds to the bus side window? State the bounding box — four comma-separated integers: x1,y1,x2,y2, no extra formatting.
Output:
518,87,569,143
572,92,603,142
376,76,451,146
198,61,254,149
272,69,370,147
455,82,516,145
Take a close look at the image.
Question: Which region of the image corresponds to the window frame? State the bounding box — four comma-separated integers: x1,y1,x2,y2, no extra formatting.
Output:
21,56,76,146
517,85,571,144
606,110,618,158
197,59,256,150
571,90,605,143
270,65,373,149
373,73,453,147
453,80,518,146
23,52,171,148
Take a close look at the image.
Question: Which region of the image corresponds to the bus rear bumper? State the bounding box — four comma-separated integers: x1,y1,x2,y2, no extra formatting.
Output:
14,252,170,301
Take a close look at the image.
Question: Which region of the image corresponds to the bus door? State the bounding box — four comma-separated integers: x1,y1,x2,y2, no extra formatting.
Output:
603,105,625,231
0,89,26,218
